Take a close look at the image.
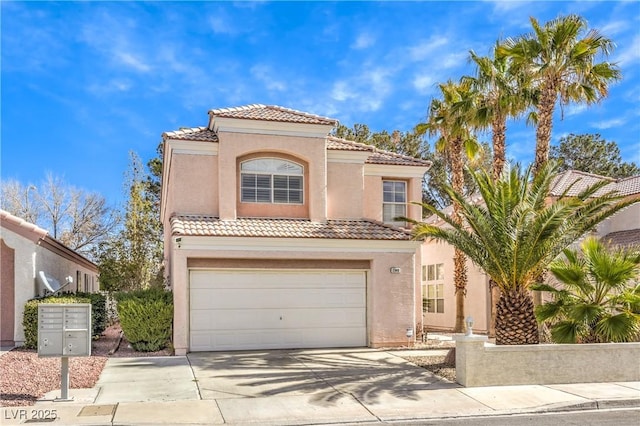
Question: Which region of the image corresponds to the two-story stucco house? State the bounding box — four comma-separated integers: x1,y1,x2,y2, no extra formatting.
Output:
160,105,431,355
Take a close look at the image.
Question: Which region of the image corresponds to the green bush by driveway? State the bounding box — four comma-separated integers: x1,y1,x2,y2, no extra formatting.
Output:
115,288,173,352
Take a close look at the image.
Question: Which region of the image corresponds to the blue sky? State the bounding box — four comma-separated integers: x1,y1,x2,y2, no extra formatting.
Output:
2,1,639,208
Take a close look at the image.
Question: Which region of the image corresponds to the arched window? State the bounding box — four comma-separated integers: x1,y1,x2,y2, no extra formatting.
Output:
240,158,304,204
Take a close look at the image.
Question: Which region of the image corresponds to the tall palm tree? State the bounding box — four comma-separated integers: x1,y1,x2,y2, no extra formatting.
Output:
417,79,480,333
533,237,640,343
498,14,621,175
410,162,635,345
467,44,535,336
467,43,533,180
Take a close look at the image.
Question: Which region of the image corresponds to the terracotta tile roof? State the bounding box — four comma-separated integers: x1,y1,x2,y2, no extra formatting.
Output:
550,170,640,198
163,127,218,142
170,215,412,240
368,149,431,166
209,104,338,126
549,170,613,197
610,175,640,196
326,136,373,152
602,228,640,248
327,136,431,167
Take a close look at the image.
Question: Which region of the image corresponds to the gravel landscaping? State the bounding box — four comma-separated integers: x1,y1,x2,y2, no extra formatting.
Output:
399,336,457,382
404,354,456,382
0,324,171,407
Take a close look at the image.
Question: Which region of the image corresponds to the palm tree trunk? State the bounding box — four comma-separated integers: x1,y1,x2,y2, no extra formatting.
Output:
534,80,556,176
495,288,539,345
450,137,467,333
453,248,467,333
491,115,507,179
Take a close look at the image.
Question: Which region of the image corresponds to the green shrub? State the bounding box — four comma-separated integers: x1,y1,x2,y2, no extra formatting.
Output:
116,288,173,352
76,292,107,338
22,295,91,349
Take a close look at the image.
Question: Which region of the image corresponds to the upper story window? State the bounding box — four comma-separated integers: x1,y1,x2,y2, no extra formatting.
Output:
383,180,406,225
240,158,304,204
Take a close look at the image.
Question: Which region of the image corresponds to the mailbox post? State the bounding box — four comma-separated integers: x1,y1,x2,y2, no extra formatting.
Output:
38,304,92,401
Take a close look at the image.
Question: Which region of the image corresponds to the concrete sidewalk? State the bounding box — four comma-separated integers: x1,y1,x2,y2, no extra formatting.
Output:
2,349,639,425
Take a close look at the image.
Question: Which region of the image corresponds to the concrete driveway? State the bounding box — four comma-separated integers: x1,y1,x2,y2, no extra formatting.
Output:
187,348,472,424
28,348,639,425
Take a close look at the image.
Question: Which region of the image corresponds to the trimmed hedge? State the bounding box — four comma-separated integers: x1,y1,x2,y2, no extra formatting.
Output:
115,288,173,352
76,292,107,338
22,295,91,349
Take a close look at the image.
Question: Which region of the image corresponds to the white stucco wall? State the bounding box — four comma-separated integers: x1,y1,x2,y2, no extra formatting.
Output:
455,335,640,386
1,230,38,345
596,203,640,236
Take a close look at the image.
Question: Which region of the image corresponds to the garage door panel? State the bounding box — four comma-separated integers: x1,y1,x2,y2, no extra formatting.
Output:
191,288,365,310
189,270,367,351
191,327,366,352
190,270,363,290
191,307,366,332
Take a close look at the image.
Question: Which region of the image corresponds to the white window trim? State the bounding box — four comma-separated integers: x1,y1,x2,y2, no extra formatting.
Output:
423,263,444,314
383,179,407,225
240,158,304,205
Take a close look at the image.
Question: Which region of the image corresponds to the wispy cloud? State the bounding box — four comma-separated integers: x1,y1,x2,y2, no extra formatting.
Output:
250,64,287,92
592,118,626,129
615,34,640,66
484,0,534,14
599,20,630,37
407,36,449,62
208,8,241,35
351,32,375,50
413,74,436,94
79,11,152,74
330,66,394,112
566,104,587,117
87,79,133,95
115,51,151,72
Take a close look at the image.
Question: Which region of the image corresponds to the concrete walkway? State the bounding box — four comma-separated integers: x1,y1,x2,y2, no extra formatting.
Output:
2,348,639,425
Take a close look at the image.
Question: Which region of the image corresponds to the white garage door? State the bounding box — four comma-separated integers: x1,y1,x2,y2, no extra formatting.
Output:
189,269,367,351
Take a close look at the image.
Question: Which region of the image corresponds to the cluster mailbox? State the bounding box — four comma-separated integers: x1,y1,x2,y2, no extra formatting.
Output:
38,304,92,357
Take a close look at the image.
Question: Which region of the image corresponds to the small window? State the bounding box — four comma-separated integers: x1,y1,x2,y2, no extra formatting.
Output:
241,158,303,204
423,263,444,313
383,180,406,225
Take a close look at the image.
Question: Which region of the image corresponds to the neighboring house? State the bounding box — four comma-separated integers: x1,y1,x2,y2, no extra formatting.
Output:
421,170,640,334
0,209,99,346
548,170,640,248
420,196,492,334
160,104,430,354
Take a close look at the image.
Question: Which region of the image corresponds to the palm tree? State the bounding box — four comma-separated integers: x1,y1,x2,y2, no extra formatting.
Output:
417,79,480,333
532,237,640,343
498,14,621,175
467,43,535,336
467,43,533,180
410,162,635,345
